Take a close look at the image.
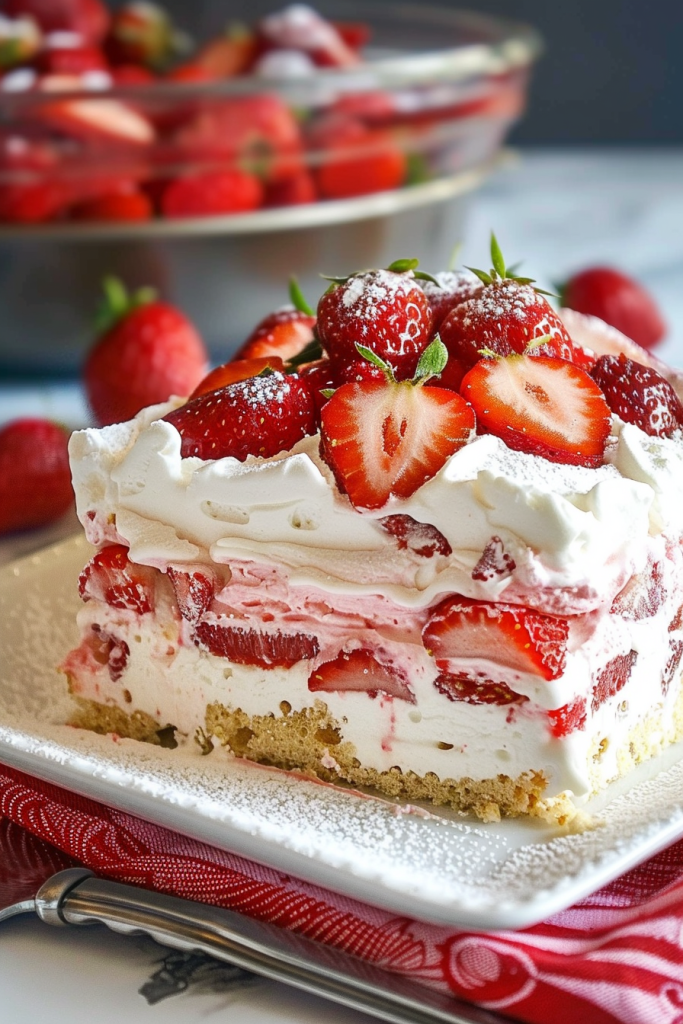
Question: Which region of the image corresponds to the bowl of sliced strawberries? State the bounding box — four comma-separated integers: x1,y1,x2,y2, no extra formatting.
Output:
0,0,541,372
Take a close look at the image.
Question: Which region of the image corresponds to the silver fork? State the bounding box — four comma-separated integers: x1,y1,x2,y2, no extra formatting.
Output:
1,868,511,1024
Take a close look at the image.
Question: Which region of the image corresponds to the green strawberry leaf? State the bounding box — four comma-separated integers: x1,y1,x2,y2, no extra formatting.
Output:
387,257,420,274
413,336,449,384
490,233,507,279
289,276,315,317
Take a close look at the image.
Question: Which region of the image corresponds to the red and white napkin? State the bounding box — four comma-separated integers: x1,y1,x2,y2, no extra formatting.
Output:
1,761,682,1024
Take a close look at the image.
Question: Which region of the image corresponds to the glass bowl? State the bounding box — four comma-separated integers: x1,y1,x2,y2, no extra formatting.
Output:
0,1,541,371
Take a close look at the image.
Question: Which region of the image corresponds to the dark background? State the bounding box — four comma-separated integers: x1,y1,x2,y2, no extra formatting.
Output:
387,0,682,145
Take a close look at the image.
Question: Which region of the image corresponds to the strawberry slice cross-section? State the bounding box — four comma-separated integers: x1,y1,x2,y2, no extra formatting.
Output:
320,339,475,510
460,354,612,468
308,648,415,703
422,597,569,681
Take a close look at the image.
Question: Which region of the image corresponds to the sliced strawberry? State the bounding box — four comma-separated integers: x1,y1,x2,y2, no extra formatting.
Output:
471,536,516,582
163,370,317,462
419,270,482,330
89,624,130,682
591,650,637,712
434,672,527,706
423,597,568,681
590,353,683,438
194,621,319,668
78,544,155,614
548,696,587,737
316,265,432,381
234,307,316,362
35,75,155,144
161,170,263,218
610,559,665,620
461,354,612,468
308,648,415,702
662,639,683,696
319,376,474,511
378,514,452,558
167,567,217,625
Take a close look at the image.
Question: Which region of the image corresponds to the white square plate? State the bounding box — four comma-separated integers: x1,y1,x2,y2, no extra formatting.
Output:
2,535,683,931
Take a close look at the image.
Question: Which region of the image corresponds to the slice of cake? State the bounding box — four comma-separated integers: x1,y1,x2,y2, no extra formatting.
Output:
62,243,683,825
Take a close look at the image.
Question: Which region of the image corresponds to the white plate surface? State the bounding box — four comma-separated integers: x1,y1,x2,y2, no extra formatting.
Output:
2,535,683,932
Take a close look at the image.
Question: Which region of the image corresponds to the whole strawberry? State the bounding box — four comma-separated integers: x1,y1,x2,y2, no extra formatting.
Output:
590,353,683,437
317,259,434,380
560,266,666,351
0,419,73,535
163,370,317,461
440,235,579,375
84,278,209,426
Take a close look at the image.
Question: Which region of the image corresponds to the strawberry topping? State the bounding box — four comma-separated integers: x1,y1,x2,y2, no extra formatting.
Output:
78,544,155,614
440,279,576,369
317,265,433,380
590,353,683,437
320,377,474,510
423,597,568,681
189,357,285,400
164,370,317,461
234,307,316,363
419,269,482,330
308,648,415,702
461,354,612,468
194,622,319,669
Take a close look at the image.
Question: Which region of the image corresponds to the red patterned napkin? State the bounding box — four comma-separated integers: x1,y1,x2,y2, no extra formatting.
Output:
1,761,683,1024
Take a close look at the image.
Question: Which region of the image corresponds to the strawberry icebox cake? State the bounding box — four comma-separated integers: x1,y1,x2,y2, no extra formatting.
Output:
62,239,683,825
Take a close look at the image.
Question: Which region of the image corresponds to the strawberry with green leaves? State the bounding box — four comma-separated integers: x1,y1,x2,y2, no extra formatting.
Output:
84,277,209,426
319,338,475,510
317,258,435,381
440,235,592,374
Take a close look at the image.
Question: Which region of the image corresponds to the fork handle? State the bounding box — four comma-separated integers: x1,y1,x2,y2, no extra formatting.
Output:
35,869,505,1024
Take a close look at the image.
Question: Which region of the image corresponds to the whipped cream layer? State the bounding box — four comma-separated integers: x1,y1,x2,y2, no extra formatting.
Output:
70,393,683,615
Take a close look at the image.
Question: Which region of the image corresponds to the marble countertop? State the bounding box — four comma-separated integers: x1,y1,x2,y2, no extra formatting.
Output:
1,147,682,1024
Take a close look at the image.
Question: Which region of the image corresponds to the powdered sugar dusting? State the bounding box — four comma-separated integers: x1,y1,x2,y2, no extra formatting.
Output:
3,536,683,930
